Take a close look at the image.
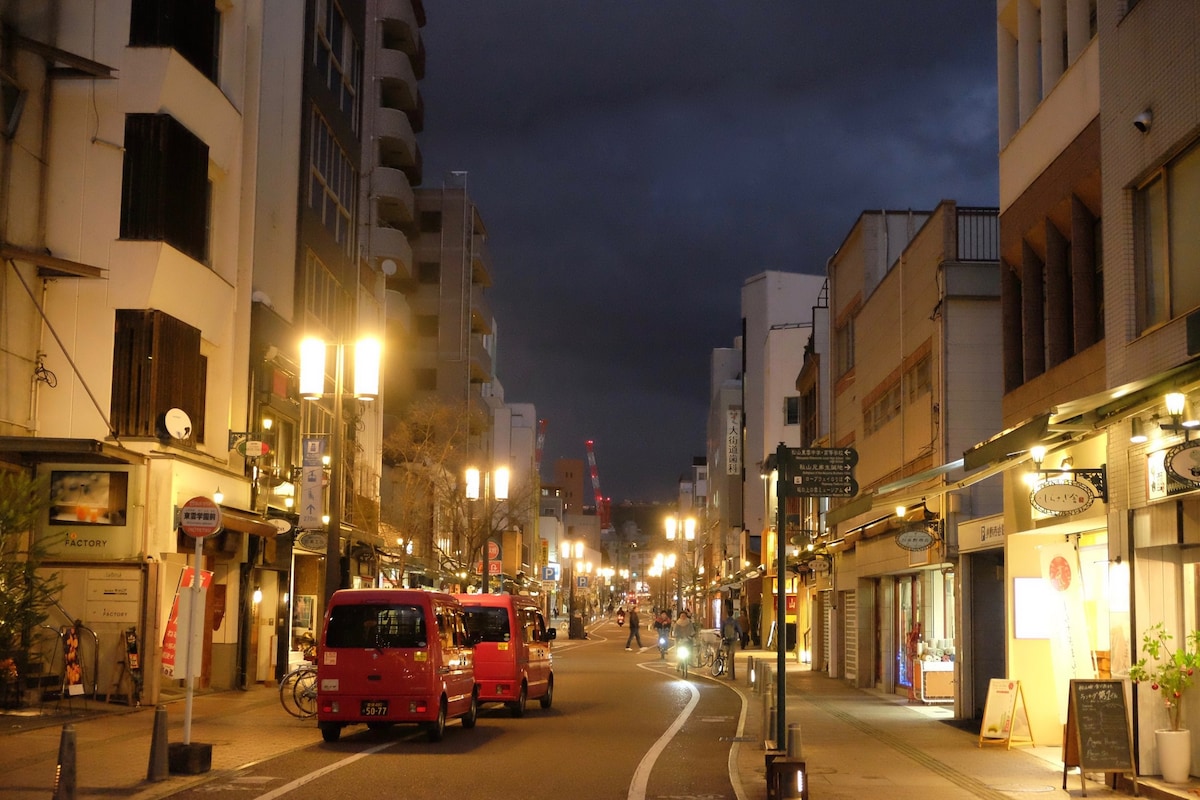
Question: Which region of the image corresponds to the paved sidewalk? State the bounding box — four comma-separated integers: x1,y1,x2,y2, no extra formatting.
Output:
4,644,1200,799
727,647,1198,800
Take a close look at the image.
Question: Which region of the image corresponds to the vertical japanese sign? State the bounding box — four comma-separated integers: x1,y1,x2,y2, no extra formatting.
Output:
300,437,326,529
726,409,742,475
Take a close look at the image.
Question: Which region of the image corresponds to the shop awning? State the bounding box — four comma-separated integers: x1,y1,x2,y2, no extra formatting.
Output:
218,506,279,537
2,245,107,279
827,357,1200,531
0,437,135,465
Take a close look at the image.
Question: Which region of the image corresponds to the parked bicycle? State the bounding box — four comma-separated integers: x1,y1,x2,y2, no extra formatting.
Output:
279,663,317,718
711,638,734,677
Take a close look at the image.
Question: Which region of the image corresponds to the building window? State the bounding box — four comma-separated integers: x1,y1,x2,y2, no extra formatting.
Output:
420,211,442,233
308,110,357,256
415,368,437,391
416,314,438,337
863,381,902,436
417,261,440,283
784,396,800,426
1136,138,1200,331
800,386,817,445
129,0,219,81
834,318,854,379
304,250,350,333
111,310,206,442
313,0,361,127
120,114,210,264
904,354,931,403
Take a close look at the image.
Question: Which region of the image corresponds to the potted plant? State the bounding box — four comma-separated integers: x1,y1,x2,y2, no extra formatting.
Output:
1129,621,1200,783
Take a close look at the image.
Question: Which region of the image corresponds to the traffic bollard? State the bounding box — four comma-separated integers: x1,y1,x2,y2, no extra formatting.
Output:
147,705,169,781
53,724,76,800
761,690,774,747
787,721,803,758
747,657,756,692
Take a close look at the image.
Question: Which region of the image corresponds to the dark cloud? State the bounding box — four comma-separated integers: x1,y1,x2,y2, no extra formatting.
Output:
418,1,999,503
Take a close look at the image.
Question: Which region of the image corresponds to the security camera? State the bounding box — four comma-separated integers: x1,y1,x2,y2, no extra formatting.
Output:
1134,110,1153,133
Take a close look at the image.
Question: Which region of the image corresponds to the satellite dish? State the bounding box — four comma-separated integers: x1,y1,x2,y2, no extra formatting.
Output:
164,408,192,440
381,258,397,276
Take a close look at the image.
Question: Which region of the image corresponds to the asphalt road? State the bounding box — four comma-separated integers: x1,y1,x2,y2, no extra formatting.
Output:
160,620,746,800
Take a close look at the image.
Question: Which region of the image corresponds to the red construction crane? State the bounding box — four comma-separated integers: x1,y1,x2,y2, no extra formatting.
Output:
585,439,612,531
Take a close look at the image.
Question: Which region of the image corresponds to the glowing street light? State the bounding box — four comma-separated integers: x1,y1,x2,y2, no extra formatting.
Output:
299,335,381,606
466,465,509,594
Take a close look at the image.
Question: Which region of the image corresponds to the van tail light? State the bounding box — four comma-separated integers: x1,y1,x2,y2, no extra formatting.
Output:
321,700,339,714
496,684,509,696
411,700,427,713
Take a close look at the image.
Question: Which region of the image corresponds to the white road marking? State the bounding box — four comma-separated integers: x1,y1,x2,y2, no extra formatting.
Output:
627,668,700,800
250,740,396,800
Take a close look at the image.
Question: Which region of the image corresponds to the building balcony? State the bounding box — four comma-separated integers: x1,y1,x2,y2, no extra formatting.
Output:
470,285,493,336
470,234,493,287
377,107,420,181
372,165,415,227
379,0,422,58
469,336,494,384
378,48,419,112
368,225,413,281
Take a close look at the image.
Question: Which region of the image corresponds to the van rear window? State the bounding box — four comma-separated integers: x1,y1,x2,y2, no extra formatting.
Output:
462,607,511,642
326,604,426,648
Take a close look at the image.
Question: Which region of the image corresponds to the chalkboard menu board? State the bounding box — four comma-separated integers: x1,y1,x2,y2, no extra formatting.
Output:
1063,679,1136,796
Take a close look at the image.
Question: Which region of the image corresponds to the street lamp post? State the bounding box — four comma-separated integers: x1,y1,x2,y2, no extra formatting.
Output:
665,515,695,613
300,335,380,608
561,539,583,638
466,465,509,594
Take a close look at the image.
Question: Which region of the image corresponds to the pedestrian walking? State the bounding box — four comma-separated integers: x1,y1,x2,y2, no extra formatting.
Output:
738,608,751,649
625,605,642,649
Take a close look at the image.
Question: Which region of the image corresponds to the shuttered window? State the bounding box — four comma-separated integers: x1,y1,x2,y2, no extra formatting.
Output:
120,114,210,264
843,590,858,681
111,310,206,442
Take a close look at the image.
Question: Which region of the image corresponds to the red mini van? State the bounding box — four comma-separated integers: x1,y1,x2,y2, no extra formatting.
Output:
317,589,478,742
456,593,554,716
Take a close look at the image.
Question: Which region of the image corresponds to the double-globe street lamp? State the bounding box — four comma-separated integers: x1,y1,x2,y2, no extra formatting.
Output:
664,515,695,613
561,539,584,637
300,336,381,607
465,465,509,594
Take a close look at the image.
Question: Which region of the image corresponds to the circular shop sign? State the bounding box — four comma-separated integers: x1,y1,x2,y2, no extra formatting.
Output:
895,527,935,552
1030,480,1094,516
180,496,222,538
296,530,327,552
1165,440,1200,487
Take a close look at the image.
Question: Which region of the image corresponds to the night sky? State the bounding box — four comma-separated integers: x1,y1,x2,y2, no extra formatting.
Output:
416,2,1000,504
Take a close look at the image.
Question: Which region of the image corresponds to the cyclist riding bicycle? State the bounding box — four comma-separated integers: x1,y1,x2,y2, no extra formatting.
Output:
672,610,697,662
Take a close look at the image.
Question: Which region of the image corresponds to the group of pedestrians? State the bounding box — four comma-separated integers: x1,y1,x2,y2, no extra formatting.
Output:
621,604,751,654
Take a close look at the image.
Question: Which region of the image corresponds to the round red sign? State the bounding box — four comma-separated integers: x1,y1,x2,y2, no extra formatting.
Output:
180,496,223,538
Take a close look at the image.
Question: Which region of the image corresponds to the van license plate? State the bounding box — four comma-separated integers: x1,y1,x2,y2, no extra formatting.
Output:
361,700,388,716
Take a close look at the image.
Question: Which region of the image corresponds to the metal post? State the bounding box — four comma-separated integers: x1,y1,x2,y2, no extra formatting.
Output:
184,536,202,744
324,345,345,607
775,442,788,750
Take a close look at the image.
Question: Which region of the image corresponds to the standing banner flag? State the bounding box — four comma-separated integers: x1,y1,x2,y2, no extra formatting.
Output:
1039,541,1097,723
162,566,213,678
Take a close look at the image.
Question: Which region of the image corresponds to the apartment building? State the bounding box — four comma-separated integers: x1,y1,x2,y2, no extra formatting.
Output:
819,203,1002,714
0,0,426,702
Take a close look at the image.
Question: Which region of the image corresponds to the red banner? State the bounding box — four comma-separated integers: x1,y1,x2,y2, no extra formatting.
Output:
162,566,213,676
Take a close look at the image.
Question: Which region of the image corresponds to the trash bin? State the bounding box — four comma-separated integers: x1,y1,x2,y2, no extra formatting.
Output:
569,614,586,639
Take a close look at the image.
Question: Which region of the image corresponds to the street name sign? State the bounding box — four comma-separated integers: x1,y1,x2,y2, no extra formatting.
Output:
784,447,859,497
